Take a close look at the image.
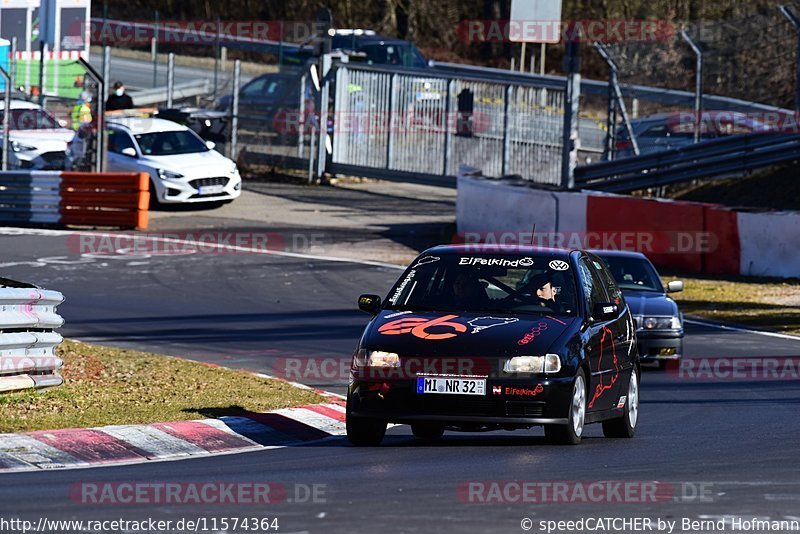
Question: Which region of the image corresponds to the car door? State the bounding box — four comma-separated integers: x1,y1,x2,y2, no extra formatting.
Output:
106,128,139,173
578,256,623,413
591,254,637,372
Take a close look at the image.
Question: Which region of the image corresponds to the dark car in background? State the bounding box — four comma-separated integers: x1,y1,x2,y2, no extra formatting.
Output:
331,29,428,69
347,245,641,446
592,250,684,369
614,111,771,159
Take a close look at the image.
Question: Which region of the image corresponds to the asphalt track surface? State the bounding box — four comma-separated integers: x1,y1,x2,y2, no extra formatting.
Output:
1,229,800,533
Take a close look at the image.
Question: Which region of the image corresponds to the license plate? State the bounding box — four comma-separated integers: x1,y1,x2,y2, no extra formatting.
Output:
199,185,225,195
416,377,486,396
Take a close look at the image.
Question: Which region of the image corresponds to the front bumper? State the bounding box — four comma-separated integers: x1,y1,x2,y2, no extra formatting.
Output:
636,329,684,361
348,376,575,426
156,173,242,204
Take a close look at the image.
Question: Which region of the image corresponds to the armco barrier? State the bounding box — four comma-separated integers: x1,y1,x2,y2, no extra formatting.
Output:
0,278,66,394
0,171,149,230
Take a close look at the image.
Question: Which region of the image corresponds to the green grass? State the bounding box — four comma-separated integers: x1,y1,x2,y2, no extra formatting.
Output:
663,273,800,335
0,340,324,433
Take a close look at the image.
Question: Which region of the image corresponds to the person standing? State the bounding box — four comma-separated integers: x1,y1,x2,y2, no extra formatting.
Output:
106,81,134,111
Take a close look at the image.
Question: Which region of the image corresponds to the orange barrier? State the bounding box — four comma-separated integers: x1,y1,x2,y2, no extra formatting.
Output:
60,172,150,230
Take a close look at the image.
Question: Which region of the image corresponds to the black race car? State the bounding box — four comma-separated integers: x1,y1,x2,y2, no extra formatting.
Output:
346,245,641,446
592,250,684,369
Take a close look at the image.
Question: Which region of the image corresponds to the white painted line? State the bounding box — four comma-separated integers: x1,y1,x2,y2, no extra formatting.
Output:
0,434,88,469
97,424,209,459
0,227,406,271
685,318,800,342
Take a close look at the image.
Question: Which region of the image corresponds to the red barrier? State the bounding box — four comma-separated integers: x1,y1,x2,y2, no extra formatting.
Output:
703,206,740,275
586,195,705,272
60,172,150,230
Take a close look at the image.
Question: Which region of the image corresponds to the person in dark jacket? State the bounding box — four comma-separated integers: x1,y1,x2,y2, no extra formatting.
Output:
106,81,134,111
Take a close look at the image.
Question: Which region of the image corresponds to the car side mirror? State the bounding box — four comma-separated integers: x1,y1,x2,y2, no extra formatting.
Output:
58,119,69,128
592,302,618,321
358,294,382,315
667,281,684,293
206,140,216,150
121,147,137,158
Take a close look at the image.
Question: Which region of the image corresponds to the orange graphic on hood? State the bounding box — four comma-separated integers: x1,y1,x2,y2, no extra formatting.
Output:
378,315,467,340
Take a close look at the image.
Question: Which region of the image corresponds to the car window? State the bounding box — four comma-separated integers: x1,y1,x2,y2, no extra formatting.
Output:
640,125,669,137
135,130,209,156
2,108,59,130
386,254,578,316
107,129,135,154
597,255,664,292
241,78,267,97
578,257,610,313
591,255,623,303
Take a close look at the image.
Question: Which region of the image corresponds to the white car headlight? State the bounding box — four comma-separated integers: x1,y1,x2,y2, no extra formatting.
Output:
11,141,37,153
642,316,681,330
504,354,561,374
354,350,400,368
157,169,184,180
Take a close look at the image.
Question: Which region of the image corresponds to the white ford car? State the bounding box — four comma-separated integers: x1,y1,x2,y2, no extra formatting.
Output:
1,99,74,170
68,117,242,205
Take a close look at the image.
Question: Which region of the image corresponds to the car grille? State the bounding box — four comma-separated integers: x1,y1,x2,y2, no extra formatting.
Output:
505,401,545,417
190,177,230,198
39,151,65,170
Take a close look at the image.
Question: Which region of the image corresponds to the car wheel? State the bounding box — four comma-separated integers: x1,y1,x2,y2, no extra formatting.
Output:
411,423,444,441
346,398,387,446
545,369,586,445
602,369,639,438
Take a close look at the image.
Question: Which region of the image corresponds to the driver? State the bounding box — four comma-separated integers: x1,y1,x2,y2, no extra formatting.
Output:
527,272,565,313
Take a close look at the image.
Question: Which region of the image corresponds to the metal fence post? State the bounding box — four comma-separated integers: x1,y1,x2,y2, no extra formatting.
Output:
779,5,800,115
10,38,16,91
561,39,581,189
152,10,159,88
1,66,10,171
501,85,511,176
442,79,453,176
386,73,397,170
231,60,241,161
594,43,639,160
102,46,111,104
681,29,703,144
167,53,175,108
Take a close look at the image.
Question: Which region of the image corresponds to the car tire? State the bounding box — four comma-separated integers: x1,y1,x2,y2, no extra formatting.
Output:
602,369,639,439
544,369,586,445
345,397,387,446
411,423,444,441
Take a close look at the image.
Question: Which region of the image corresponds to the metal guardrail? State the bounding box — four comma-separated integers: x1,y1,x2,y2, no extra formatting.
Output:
0,278,65,394
574,133,800,193
131,80,212,106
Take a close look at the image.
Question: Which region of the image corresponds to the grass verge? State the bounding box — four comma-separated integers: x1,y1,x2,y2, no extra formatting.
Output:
0,340,324,433
663,273,800,335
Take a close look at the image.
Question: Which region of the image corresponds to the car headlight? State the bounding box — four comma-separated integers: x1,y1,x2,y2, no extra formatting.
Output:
641,316,681,330
354,349,400,368
11,141,37,153
157,169,184,180
503,354,561,374
230,164,239,175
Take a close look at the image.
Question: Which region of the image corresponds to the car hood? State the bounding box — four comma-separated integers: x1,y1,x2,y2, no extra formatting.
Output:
622,290,679,317
140,150,233,174
362,310,578,358
10,129,75,148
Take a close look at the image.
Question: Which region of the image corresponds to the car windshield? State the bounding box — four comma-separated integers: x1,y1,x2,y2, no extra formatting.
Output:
1,109,59,130
386,253,578,316
598,255,664,292
134,130,209,156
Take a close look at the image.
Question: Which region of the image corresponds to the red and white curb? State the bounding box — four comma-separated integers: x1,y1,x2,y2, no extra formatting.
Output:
0,400,347,473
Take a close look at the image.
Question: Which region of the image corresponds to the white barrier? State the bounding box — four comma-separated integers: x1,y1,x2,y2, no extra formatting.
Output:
738,211,800,278
0,279,65,393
